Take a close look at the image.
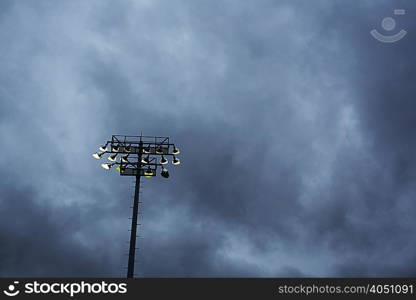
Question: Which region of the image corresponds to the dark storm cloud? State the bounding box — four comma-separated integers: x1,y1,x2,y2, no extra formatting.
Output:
1,0,416,277
0,181,128,276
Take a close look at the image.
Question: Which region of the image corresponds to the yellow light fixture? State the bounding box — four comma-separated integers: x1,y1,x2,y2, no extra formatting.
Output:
108,154,118,161
124,146,132,153
144,168,154,178
156,146,164,154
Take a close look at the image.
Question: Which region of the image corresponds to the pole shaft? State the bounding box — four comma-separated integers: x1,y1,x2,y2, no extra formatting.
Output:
127,141,143,278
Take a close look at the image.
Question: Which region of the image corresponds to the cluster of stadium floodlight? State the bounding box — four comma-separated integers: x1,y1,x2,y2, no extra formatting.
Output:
92,135,180,178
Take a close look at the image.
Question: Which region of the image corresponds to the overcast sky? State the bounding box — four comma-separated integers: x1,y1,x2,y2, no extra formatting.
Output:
1,0,415,277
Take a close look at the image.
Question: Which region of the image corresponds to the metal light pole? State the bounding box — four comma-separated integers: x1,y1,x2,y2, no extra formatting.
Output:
92,135,181,278
127,141,143,279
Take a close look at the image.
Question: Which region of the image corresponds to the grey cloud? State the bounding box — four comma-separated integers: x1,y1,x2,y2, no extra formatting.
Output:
1,0,416,277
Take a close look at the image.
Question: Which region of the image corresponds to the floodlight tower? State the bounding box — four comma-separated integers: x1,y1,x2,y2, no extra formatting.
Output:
92,135,181,278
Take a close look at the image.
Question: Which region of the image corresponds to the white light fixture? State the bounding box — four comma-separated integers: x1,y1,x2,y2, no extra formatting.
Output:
143,146,151,154
172,147,180,155
101,163,113,170
99,144,108,152
141,155,150,164
160,156,168,165
92,152,104,159
172,156,180,165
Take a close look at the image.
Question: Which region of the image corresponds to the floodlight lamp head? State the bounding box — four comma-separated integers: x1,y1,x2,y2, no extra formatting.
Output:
116,166,126,172
141,155,150,164
144,167,154,178
143,146,151,154
108,154,118,161
172,156,180,165
172,147,180,155
92,152,104,159
112,145,120,152
160,156,168,165
121,155,129,163
101,163,113,170
161,167,170,178
124,146,132,153
99,144,108,152
156,146,164,154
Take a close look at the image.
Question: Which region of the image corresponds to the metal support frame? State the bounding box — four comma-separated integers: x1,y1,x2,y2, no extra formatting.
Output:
92,134,180,278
